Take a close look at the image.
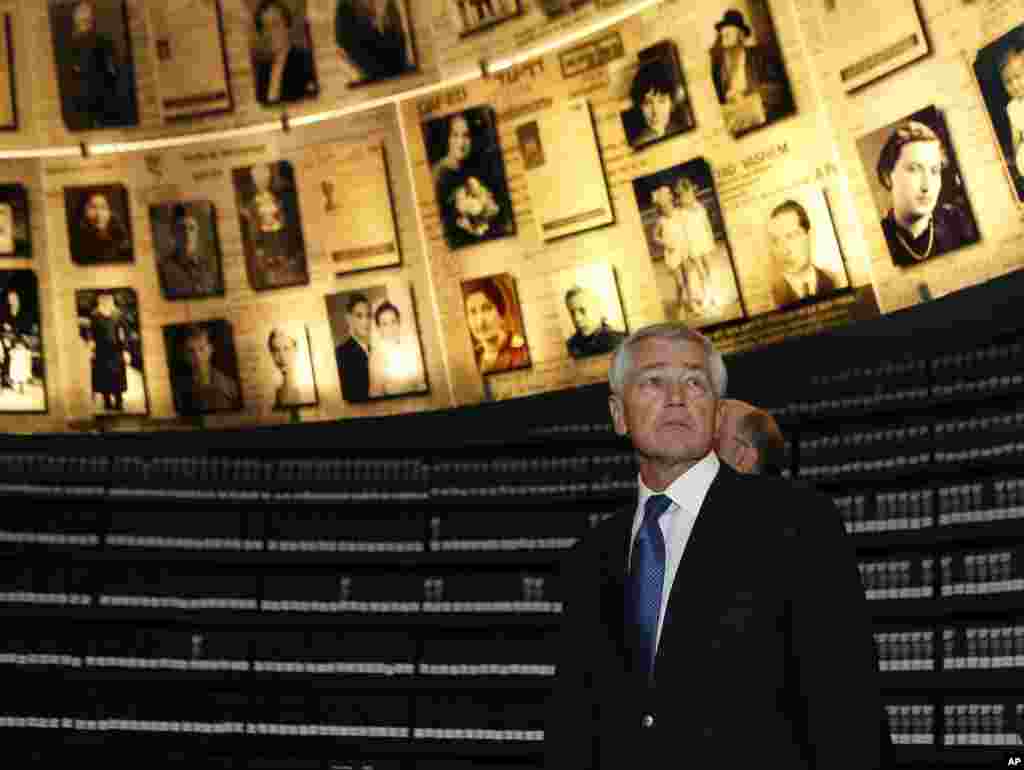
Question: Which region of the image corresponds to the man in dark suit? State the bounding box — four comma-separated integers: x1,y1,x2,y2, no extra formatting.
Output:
715,397,786,475
545,322,887,769
335,293,371,402
767,200,838,307
254,0,318,105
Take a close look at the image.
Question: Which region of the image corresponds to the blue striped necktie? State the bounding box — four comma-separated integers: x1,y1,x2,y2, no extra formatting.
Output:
629,493,672,680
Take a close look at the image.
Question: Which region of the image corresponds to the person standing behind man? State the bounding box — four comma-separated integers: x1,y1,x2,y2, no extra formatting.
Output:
715,397,786,475
335,293,372,402
545,322,886,770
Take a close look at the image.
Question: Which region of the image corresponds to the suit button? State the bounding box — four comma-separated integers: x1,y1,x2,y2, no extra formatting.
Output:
641,714,654,728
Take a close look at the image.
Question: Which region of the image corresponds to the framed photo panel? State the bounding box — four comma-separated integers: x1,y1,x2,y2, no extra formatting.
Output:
621,40,694,150
422,106,516,250
553,262,627,359
0,270,45,413
296,143,401,276
856,105,980,270
0,14,17,130
249,0,318,106
632,157,745,327
232,160,309,291
49,0,138,131
0,184,31,258
75,287,148,415
974,25,1024,202
515,98,613,241
150,0,233,121
163,320,243,416
459,273,531,375
266,322,318,410
706,0,794,138
149,200,224,300
325,283,428,402
449,0,521,38
64,184,134,264
335,0,417,86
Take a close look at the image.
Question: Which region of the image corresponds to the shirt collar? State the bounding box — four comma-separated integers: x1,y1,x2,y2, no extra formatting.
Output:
783,264,818,297
636,451,721,522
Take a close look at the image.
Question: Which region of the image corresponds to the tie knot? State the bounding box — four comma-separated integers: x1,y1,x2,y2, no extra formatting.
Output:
644,494,673,525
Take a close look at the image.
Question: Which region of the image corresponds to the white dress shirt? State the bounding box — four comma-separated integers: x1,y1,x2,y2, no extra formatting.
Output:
783,262,819,299
628,451,721,652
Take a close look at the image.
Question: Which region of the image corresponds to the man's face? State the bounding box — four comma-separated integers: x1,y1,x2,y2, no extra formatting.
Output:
270,331,297,373
0,203,13,253
889,140,942,224
377,309,401,343
448,116,472,164
254,190,283,232
175,214,200,256
72,2,95,36
85,194,112,232
465,290,504,347
184,333,213,370
768,209,812,275
641,88,673,135
347,301,371,342
719,24,742,47
7,290,19,316
97,293,115,316
609,336,719,468
1003,53,1024,100
567,291,601,337
261,4,291,55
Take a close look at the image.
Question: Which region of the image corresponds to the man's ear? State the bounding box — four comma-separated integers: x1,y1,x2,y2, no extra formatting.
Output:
609,394,627,437
736,444,759,474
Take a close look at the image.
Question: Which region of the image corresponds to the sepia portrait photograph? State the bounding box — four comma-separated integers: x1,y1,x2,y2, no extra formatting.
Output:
974,25,1024,202
422,106,516,250
761,184,850,311
149,200,224,301
516,98,613,241
64,183,133,264
335,0,417,87
150,0,232,121
0,270,45,413
75,287,147,415
633,157,745,328
232,160,309,291
325,283,428,402
705,1,794,138
620,40,694,150
265,321,318,410
0,13,17,130
249,0,318,106
49,0,138,131
296,142,401,276
856,105,980,270
449,0,521,38
460,273,530,376
554,262,627,360
538,0,591,18
163,320,243,416
0,184,31,258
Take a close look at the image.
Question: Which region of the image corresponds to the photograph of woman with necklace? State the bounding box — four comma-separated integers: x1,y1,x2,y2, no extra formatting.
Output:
860,106,979,269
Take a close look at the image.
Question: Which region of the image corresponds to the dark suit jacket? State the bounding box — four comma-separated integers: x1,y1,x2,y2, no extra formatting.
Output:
255,46,318,105
772,266,838,307
545,463,888,769
335,337,369,403
710,44,794,123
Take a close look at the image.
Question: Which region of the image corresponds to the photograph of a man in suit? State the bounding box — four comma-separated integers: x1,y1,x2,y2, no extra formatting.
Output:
252,0,318,105
334,292,371,402
545,322,887,770
767,199,838,306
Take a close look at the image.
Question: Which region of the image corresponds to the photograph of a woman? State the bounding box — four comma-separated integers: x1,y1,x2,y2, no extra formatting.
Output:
64,184,133,264
460,273,530,375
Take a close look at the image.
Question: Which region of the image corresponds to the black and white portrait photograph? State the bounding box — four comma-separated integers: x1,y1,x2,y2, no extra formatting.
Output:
335,0,417,86
232,161,309,291
266,322,318,410
762,184,850,311
449,0,521,38
974,25,1024,201
249,0,318,106
0,13,17,130
621,40,694,150
632,157,745,328
706,2,794,138
0,270,45,413
149,200,224,301
49,0,138,131
554,262,627,360
326,283,428,402
163,320,243,416
422,106,515,250
857,106,980,270
460,273,531,375
75,287,147,415
0,184,31,258
64,184,133,264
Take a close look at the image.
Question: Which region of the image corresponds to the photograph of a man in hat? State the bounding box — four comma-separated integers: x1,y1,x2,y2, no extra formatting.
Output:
709,4,794,137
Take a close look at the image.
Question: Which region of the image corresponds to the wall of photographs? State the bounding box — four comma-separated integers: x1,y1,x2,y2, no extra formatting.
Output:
0,0,1023,432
